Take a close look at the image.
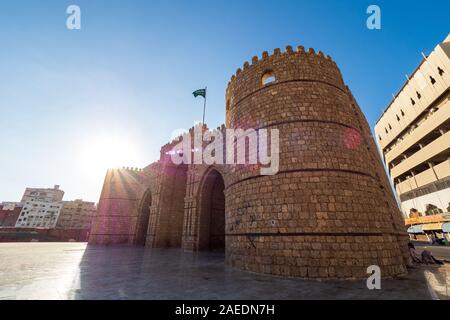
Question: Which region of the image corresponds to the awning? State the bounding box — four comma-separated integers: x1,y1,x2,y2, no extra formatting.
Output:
443,223,450,233
407,225,424,234
422,223,443,231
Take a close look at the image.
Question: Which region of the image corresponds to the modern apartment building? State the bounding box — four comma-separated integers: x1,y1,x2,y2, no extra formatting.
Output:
15,185,64,228
56,199,96,230
375,34,450,219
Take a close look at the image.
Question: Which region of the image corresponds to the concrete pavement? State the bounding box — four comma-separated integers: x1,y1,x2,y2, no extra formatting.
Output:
0,242,446,300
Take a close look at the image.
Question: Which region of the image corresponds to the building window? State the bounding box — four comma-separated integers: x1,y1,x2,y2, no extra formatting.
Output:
401,109,405,117
430,76,436,85
437,67,444,76
385,128,388,134
261,70,276,86
396,114,400,121
388,123,392,130
378,135,382,141
416,91,421,99
411,98,415,106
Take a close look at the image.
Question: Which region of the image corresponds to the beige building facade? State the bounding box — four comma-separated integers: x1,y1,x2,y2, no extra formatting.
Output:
15,185,64,228
375,34,450,218
57,199,96,230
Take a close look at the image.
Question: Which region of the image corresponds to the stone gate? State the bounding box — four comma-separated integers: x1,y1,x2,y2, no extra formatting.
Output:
89,45,410,279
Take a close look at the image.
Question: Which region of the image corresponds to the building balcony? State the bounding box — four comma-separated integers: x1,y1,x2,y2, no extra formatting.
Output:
390,131,450,179
386,101,450,164
376,43,450,150
396,159,450,195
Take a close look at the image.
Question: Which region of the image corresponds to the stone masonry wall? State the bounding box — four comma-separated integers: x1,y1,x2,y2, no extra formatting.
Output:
223,46,410,278
89,45,410,279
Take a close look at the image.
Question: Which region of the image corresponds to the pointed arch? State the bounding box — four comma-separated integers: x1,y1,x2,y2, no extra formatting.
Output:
134,189,152,246
197,167,226,251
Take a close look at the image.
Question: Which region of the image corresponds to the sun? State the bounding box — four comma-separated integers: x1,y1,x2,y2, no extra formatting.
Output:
78,133,141,176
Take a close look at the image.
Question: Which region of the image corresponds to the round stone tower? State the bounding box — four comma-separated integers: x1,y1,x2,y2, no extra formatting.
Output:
224,46,410,279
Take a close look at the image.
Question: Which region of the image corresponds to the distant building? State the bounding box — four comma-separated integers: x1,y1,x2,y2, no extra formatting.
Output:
374,34,450,217
0,202,23,227
56,199,96,230
15,185,64,228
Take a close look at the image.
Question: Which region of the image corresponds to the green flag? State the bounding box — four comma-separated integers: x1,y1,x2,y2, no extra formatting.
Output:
192,88,206,98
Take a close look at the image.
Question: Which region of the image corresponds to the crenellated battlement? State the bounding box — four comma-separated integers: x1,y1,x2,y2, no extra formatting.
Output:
227,45,336,88
106,167,144,172
160,123,209,155
121,167,143,172
158,123,229,164
225,46,347,129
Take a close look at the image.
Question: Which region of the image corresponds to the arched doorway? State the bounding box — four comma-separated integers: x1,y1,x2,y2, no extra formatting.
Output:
135,190,152,246
198,169,225,252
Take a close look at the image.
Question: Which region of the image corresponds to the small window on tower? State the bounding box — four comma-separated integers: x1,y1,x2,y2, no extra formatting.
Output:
430,76,436,85
261,70,276,86
416,91,421,99
437,67,444,76
401,109,405,116
396,114,400,121
411,98,415,106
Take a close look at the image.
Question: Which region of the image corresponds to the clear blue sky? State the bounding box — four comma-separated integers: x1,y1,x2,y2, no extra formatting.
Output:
0,0,449,202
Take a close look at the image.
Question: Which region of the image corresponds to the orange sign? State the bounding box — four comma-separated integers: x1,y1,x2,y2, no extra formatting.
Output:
421,214,444,224
405,214,444,225
405,217,420,225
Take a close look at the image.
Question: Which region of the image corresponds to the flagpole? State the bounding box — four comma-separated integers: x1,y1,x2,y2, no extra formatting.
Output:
202,86,207,125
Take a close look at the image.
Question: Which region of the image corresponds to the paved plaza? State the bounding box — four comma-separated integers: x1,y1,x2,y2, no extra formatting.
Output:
0,243,448,300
